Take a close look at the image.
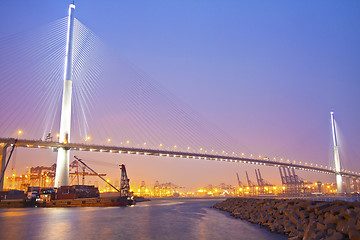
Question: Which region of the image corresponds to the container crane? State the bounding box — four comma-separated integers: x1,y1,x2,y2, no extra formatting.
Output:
246,171,253,187
236,173,242,188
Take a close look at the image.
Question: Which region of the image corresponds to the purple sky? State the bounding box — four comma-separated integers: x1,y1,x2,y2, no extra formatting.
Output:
0,1,359,190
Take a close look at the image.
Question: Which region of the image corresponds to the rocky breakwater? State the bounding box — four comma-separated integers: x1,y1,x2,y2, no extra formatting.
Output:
213,198,360,240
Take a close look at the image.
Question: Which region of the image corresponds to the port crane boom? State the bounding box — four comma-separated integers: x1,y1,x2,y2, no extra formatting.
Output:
236,173,242,188
246,171,253,187
74,156,120,193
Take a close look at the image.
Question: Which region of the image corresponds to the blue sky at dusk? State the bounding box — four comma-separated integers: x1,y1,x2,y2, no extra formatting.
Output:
0,1,359,189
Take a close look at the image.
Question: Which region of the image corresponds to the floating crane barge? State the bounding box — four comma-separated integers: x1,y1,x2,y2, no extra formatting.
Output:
0,156,135,207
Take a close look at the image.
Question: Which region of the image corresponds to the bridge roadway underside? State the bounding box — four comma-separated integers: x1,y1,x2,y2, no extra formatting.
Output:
0,138,359,184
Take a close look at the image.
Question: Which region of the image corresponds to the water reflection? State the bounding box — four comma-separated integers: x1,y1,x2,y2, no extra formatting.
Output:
39,208,76,239
1,210,28,217
0,199,286,240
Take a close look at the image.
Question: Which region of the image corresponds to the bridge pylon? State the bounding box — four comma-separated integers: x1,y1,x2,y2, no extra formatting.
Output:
0,143,10,191
55,3,75,188
331,112,343,194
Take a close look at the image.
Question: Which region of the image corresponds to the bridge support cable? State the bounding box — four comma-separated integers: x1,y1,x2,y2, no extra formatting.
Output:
59,19,248,154
67,21,248,164
0,4,251,157
0,18,67,139
71,19,106,140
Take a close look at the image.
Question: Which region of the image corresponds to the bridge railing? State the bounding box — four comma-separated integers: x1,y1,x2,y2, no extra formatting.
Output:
1,137,360,179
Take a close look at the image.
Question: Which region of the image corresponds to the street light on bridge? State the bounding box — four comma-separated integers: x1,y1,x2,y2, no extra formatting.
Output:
17,130,23,138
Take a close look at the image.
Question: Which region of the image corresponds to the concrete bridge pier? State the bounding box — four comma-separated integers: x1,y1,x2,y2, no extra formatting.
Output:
345,177,351,194
356,179,360,193
353,178,358,192
0,143,10,191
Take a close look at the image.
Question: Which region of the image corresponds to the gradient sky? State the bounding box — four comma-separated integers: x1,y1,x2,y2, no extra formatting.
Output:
1,1,359,190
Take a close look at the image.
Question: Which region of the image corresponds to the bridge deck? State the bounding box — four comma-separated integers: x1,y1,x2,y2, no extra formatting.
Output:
1,138,359,179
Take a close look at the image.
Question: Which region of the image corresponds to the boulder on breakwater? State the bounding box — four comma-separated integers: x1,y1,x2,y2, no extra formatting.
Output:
213,198,360,240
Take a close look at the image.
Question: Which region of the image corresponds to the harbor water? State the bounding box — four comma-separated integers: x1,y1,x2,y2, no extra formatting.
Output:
0,198,286,240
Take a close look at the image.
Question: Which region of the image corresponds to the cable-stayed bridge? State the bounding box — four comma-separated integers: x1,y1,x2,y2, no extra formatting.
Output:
0,4,359,192
1,137,359,178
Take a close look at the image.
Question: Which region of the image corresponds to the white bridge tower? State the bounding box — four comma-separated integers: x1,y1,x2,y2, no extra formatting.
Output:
331,112,343,194
55,4,75,187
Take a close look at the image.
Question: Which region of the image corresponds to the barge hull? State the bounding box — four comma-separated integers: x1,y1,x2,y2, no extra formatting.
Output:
36,196,133,207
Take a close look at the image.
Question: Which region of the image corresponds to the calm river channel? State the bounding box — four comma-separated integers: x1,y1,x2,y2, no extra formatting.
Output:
0,198,286,240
